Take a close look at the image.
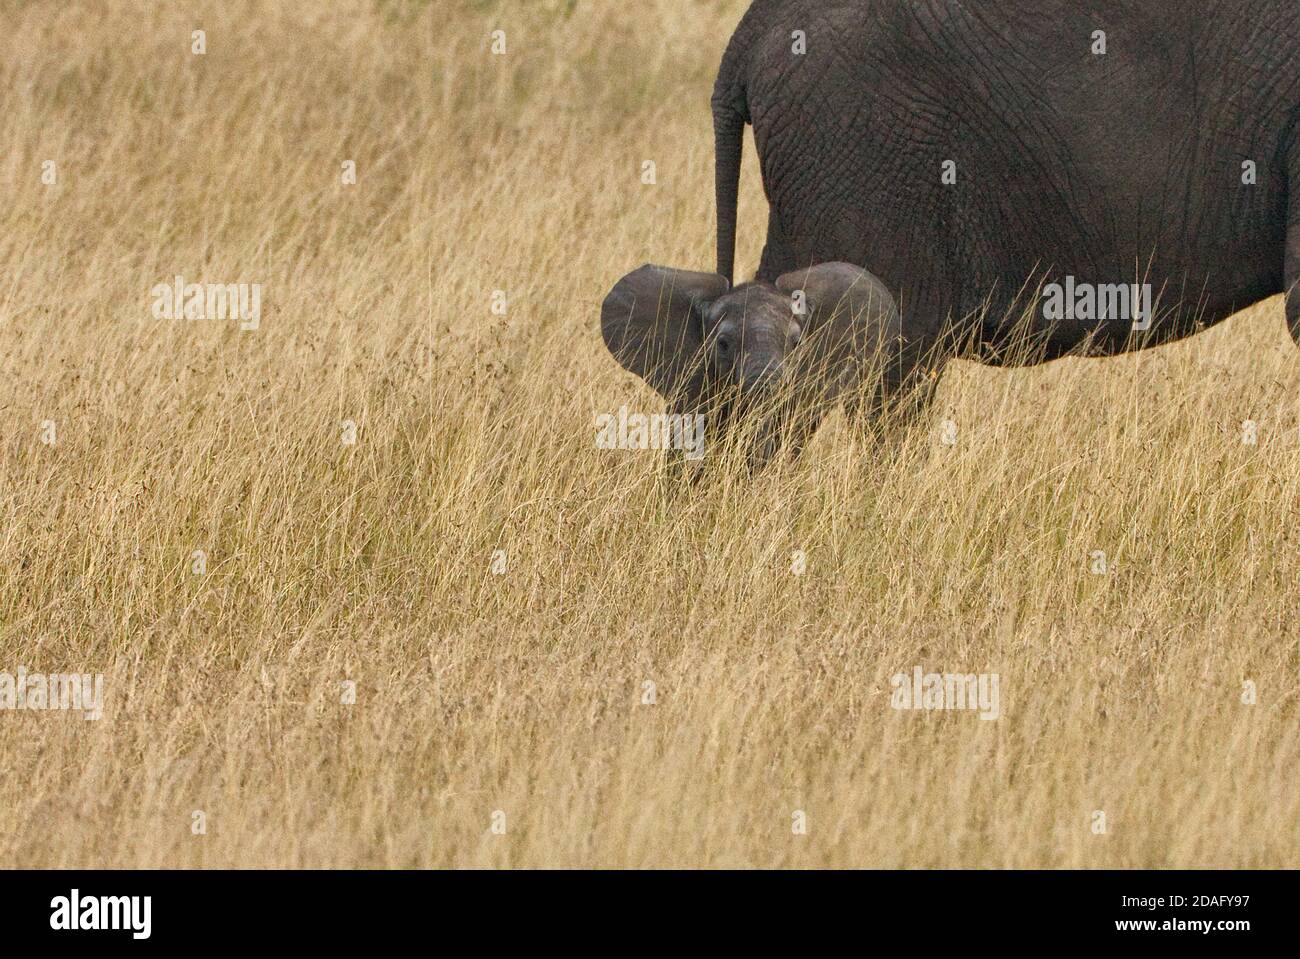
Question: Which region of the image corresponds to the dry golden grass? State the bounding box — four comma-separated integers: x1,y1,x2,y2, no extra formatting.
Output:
0,0,1295,868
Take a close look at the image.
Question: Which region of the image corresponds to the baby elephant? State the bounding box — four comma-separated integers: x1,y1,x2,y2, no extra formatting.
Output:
601,262,903,469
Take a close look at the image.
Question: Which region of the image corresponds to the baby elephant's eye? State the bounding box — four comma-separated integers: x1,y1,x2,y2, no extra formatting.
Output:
716,336,732,354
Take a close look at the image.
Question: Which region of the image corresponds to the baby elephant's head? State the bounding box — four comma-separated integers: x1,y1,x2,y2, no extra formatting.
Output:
697,282,803,393
602,261,897,401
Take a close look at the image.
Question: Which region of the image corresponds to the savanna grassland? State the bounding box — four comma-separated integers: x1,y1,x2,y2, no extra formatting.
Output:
0,0,1295,868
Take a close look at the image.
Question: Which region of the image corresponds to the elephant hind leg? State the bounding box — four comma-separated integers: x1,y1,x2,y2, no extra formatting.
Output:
1288,221,1300,347
756,207,799,283
1288,133,1300,346
1288,286,1299,347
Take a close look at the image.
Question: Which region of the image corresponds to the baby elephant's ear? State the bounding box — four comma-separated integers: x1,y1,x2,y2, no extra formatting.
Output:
776,262,900,351
601,264,728,398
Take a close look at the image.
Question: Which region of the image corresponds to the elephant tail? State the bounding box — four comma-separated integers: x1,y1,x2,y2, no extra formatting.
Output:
712,50,749,286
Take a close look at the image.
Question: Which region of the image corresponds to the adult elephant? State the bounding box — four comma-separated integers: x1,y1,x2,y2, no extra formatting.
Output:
603,0,1299,465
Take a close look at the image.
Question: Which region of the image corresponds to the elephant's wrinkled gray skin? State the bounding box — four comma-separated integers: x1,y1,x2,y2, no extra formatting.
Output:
605,0,1299,469
715,0,1300,361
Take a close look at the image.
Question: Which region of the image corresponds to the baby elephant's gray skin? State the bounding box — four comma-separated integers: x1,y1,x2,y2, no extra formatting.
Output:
601,261,900,468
